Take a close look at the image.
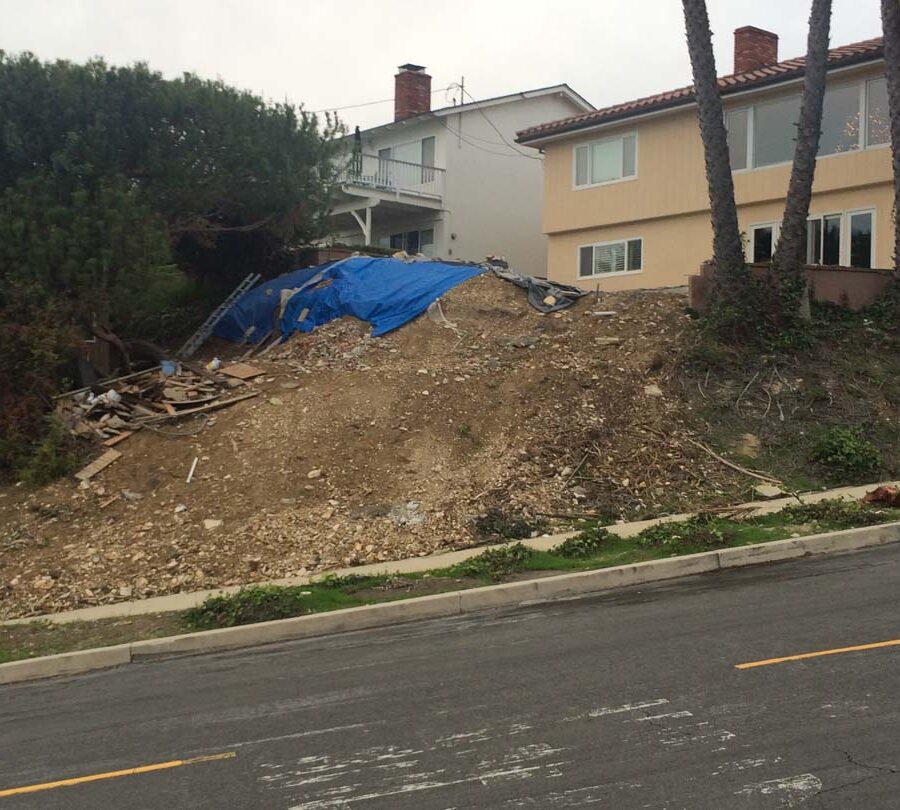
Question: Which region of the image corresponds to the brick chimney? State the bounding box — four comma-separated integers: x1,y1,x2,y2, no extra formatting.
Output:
733,26,779,74
394,63,431,121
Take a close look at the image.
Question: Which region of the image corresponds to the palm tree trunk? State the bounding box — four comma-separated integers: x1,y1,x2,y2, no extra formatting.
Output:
681,0,747,296
882,0,900,271
771,0,832,318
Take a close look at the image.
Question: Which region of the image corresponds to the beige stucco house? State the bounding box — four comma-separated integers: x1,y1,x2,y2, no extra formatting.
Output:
517,28,892,290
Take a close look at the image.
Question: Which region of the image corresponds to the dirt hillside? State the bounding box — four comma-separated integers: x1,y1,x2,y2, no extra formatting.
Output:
0,275,746,619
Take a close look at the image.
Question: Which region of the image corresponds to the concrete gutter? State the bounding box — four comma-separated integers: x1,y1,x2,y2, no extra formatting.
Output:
3,479,894,628
2,520,899,686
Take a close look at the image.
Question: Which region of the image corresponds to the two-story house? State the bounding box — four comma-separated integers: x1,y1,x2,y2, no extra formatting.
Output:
516,28,892,290
327,64,593,278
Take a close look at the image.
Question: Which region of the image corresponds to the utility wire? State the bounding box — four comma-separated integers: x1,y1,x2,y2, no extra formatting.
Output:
442,120,542,159
447,83,541,160
311,85,455,114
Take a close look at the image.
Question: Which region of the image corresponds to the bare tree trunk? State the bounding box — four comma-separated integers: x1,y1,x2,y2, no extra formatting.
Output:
772,0,832,319
681,0,748,298
883,0,900,272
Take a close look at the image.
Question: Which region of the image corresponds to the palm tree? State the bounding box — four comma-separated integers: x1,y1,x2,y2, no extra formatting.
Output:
771,0,832,318
681,0,749,303
882,0,900,271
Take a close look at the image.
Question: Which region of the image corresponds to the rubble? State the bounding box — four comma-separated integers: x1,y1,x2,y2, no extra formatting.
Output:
56,364,260,449
0,276,747,620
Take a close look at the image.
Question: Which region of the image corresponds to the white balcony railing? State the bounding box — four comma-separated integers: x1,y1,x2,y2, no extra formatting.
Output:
337,153,444,199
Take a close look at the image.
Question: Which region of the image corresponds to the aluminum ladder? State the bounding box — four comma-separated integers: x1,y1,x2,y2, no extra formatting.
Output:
176,272,261,360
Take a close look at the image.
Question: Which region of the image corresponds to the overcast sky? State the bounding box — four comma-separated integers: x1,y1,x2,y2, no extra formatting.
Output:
0,0,883,130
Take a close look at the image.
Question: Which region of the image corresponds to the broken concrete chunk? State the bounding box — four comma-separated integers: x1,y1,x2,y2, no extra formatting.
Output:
734,433,761,458
202,518,223,531
508,335,540,349
752,484,787,500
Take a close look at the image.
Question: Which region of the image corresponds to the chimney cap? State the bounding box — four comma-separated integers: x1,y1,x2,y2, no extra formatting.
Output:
398,63,427,72
733,25,778,40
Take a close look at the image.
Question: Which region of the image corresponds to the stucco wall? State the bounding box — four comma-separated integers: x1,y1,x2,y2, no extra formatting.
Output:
441,93,581,277
540,63,894,289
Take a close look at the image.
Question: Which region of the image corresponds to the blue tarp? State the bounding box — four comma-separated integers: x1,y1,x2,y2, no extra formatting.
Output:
214,257,485,343
213,263,336,344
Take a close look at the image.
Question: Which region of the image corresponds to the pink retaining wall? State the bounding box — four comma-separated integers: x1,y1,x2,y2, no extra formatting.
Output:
689,261,895,312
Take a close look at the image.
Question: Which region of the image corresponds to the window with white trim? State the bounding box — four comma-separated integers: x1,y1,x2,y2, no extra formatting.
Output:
750,223,778,263
751,210,875,268
574,133,637,188
725,76,891,171
578,238,643,278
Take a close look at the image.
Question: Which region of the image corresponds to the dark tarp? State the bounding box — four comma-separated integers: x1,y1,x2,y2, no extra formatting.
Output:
489,266,588,313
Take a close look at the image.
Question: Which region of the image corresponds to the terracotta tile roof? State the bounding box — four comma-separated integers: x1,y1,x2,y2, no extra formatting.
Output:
517,36,884,143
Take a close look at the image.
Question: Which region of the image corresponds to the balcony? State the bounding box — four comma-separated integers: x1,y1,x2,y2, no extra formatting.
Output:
337,153,445,201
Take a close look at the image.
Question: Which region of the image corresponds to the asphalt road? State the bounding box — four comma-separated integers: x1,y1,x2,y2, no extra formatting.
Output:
3,545,900,809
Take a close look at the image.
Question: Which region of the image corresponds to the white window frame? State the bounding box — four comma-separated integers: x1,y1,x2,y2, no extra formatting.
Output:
749,210,876,268
726,106,753,172
805,211,843,265
844,207,876,268
863,77,891,151
728,75,891,174
572,131,638,190
748,221,779,263
576,237,644,279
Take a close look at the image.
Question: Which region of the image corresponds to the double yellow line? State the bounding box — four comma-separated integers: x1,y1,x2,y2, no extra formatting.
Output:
0,752,235,799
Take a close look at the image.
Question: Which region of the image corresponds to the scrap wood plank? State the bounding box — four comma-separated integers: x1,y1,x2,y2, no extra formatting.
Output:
103,430,134,447
163,395,220,407
74,449,122,481
220,362,264,380
140,391,259,423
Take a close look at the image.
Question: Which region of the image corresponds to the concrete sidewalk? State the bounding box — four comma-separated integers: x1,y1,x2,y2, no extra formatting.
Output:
2,479,894,627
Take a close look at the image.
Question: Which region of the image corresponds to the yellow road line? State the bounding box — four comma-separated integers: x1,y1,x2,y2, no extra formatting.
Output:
736,638,900,669
0,752,235,798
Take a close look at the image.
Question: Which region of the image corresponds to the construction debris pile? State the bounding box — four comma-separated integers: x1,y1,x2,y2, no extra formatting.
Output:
55,363,262,479
1,276,752,620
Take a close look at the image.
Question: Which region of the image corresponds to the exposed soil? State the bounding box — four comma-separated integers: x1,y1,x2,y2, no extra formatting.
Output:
0,275,756,619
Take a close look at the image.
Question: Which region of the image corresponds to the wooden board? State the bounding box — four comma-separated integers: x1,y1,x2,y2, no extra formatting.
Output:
220,362,264,380
103,431,134,447
74,449,122,481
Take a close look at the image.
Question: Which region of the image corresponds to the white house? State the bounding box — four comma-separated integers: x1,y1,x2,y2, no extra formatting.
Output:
328,64,593,278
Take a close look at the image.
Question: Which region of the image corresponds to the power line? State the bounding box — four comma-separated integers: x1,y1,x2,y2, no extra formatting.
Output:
442,120,541,159
448,82,541,160
310,85,454,114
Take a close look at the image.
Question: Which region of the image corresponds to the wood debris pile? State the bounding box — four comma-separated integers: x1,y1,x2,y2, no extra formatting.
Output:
55,363,261,450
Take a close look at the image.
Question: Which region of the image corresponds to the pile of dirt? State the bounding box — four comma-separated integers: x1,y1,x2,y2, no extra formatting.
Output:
0,275,746,619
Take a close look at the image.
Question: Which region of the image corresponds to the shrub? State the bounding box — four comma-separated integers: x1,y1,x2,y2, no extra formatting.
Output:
17,416,82,485
552,526,614,558
183,586,317,630
450,543,534,581
636,514,728,554
811,426,880,479
769,498,888,529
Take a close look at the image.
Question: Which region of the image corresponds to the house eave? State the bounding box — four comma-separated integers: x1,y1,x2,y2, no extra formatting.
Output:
517,54,885,147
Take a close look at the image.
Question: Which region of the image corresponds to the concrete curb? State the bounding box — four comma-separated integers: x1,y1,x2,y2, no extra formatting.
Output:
3,521,899,686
